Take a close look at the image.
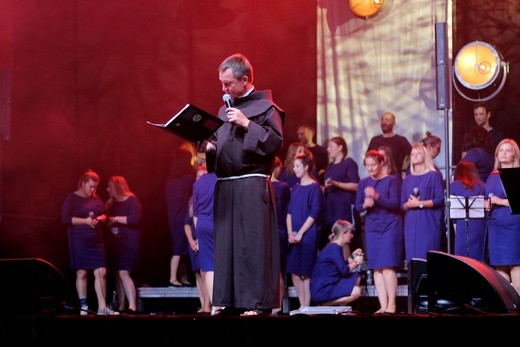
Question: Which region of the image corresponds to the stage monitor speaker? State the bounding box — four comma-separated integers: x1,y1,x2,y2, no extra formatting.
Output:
407,258,428,314
427,251,520,314
0,258,75,316
435,22,450,110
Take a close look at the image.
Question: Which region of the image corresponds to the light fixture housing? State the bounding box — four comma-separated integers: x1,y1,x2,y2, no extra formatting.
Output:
349,0,385,19
453,41,509,102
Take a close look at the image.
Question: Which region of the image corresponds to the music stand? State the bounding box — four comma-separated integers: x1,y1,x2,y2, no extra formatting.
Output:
498,168,520,215
449,195,486,257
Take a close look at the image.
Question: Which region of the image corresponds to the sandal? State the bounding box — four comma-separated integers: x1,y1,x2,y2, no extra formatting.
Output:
240,310,261,316
210,306,225,316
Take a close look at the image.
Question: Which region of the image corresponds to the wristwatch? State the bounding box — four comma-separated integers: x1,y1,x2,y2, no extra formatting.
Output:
419,201,424,209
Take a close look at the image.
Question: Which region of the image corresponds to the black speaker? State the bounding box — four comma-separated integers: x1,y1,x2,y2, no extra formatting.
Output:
407,258,428,314
427,251,520,314
435,22,450,110
0,258,75,316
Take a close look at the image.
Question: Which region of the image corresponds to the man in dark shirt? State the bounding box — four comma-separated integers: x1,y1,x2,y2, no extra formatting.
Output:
367,112,412,174
201,53,284,316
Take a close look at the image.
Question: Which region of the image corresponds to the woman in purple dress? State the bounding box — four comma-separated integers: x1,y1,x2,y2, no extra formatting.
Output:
401,145,444,264
193,166,217,309
105,175,143,314
461,125,494,182
271,156,291,313
450,161,486,261
485,139,520,295
286,154,323,308
323,136,360,250
164,144,196,287
310,220,363,305
61,169,117,315
280,141,315,189
184,196,210,314
355,150,403,314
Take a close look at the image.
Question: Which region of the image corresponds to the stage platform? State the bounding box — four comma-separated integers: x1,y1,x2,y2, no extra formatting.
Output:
137,284,408,314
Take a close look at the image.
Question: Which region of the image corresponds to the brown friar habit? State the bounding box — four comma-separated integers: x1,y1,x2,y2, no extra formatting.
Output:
209,89,284,310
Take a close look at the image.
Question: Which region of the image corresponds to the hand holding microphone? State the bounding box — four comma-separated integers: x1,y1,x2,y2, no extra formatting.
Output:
88,212,96,228
364,187,375,208
486,193,495,212
223,93,250,130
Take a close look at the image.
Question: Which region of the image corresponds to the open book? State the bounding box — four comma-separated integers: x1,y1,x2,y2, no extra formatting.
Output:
147,104,224,143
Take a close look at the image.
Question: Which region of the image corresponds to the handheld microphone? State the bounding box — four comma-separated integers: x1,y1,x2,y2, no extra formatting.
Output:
413,187,420,198
223,94,232,108
488,193,495,211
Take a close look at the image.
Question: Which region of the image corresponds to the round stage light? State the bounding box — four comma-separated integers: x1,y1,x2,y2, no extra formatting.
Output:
349,0,384,19
453,41,509,102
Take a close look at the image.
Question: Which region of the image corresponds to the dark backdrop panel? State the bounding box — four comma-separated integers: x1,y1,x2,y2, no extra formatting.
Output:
452,1,520,163
0,0,317,287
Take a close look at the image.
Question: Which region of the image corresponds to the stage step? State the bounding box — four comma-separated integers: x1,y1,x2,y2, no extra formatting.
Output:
137,284,408,312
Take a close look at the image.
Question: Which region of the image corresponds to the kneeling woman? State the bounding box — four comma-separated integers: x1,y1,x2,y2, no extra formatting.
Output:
310,220,364,306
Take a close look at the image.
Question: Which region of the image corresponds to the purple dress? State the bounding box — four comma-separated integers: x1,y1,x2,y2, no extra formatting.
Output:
323,157,360,230
61,193,106,270
355,175,403,268
449,180,486,261
273,180,290,274
310,243,360,304
193,172,217,272
164,175,195,257
105,195,143,271
184,209,200,272
462,147,494,182
485,172,520,266
401,170,444,264
286,182,323,276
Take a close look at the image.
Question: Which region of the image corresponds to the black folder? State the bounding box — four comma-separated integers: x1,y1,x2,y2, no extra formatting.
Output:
498,167,520,214
147,104,224,143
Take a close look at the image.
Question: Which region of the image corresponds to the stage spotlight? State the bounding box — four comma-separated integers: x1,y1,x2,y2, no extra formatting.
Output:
453,41,509,102
349,0,385,19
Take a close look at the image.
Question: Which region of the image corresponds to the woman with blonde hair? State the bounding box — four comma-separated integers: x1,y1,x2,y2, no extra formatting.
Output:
105,175,143,314
485,139,520,295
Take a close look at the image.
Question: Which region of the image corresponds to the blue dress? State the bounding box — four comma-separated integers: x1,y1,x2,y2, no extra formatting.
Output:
462,147,494,182
61,193,107,270
164,175,195,257
485,172,520,266
184,209,200,273
279,169,299,189
323,157,360,230
401,170,444,264
310,243,360,304
105,195,143,271
286,182,323,276
193,172,217,272
449,180,487,261
273,180,290,274
355,175,403,268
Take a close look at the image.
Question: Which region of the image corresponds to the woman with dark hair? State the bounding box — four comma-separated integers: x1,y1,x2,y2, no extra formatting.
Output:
165,141,197,287
461,125,494,182
322,136,360,249
286,154,323,308
450,161,486,261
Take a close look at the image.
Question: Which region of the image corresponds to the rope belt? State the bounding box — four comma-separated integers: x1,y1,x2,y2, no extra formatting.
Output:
217,173,269,181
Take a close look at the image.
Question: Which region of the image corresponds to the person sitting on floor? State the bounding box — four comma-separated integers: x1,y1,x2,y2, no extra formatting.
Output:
310,219,363,306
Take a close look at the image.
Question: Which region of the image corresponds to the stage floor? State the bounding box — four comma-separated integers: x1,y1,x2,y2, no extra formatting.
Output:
2,310,520,346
